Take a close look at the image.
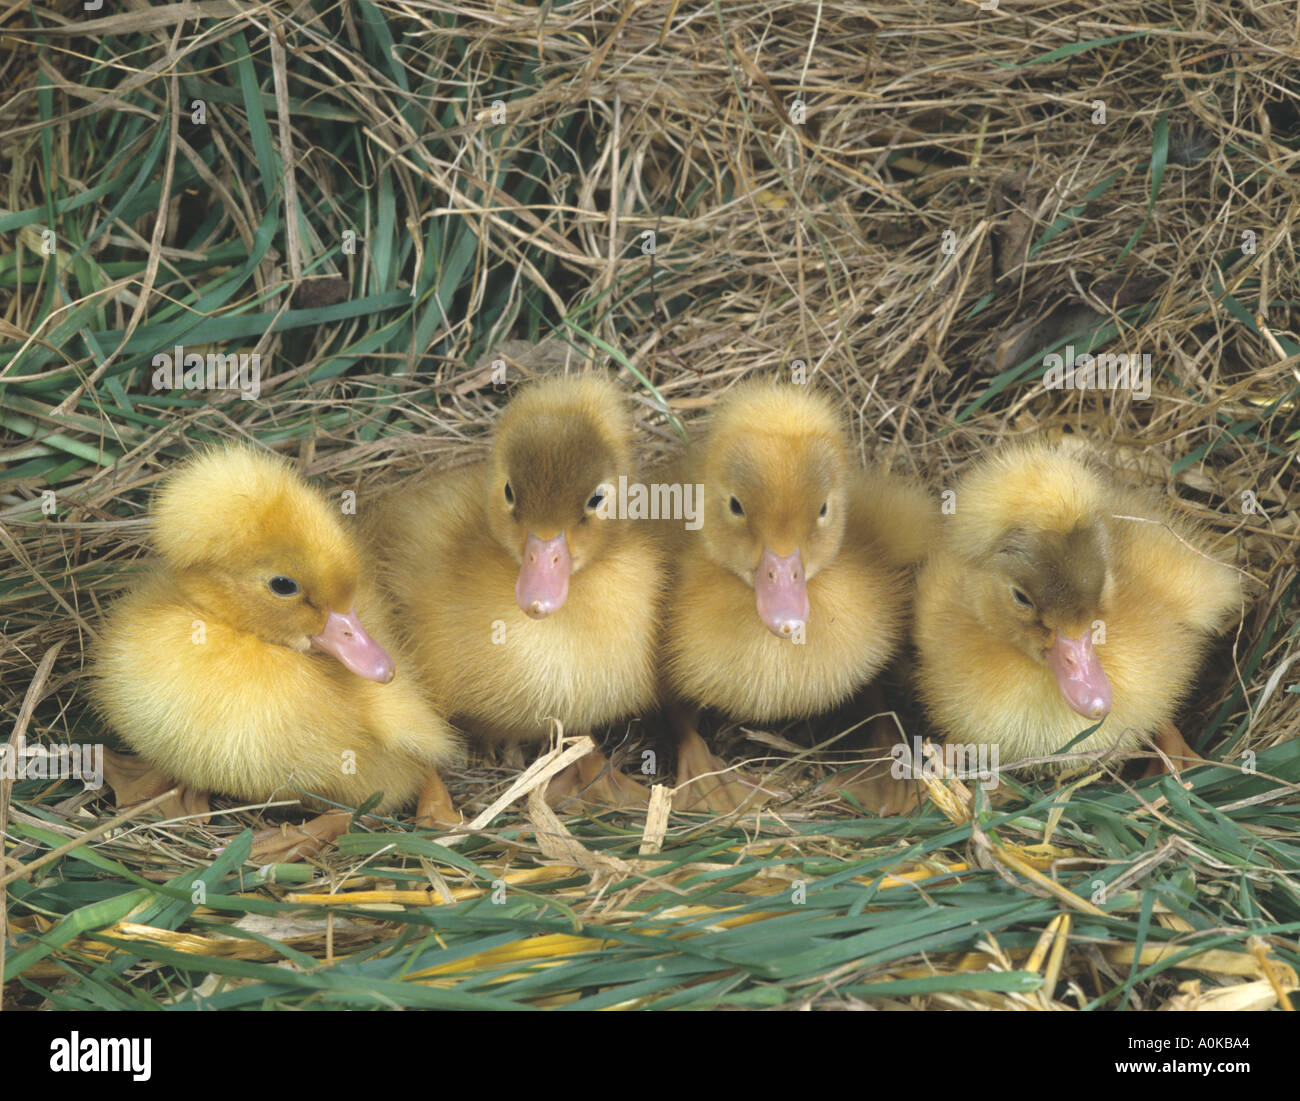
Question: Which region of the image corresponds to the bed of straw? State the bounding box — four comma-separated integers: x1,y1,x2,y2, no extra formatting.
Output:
0,0,1297,1010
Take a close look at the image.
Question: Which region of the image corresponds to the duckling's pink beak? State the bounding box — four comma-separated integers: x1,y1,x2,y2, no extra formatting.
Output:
516,532,571,618
755,548,810,639
1047,630,1112,719
311,609,395,683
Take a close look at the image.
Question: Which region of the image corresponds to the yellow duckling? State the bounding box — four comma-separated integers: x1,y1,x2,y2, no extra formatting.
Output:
92,445,459,859
913,441,1242,773
660,382,934,811
366,374,664,805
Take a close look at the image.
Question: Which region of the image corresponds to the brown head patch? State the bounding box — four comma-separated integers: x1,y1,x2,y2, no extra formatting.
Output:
995,522,1107,623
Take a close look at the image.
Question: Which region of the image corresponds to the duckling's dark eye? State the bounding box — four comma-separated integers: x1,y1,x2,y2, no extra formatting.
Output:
503,482,514,506
729,496,745,517
1011,586,1034,609
586,489,606,511
818,501,829,518
269,576,300,597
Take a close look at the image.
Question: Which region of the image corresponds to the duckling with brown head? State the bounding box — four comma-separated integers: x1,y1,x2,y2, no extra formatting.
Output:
914,442,1242,773
368,374,664,806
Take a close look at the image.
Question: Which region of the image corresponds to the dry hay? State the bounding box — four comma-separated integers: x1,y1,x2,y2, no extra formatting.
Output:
0,0,1296,1010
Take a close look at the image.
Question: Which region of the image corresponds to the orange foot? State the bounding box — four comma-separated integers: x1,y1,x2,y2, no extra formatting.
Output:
546,748,650,811
102,749,211,818
673,727,784,814
813,695,921,815
1142,722,1207,778
815,762,921,816
415,771,462,829
248,809,354,864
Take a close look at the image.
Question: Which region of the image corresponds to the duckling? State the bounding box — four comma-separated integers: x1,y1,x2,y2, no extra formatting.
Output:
913,441,1242,774
365,374,664,806
659,382,935,812
92,445,459,861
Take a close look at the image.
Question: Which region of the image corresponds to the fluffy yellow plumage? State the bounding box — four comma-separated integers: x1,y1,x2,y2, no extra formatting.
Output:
659,382,934,807
364,375,664,799
92,445,458,815
913,441,1242,769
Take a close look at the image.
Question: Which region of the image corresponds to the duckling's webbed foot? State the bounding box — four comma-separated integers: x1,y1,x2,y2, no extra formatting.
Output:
415,770,462,829
102,749,211,818
1142,721,1206,777
673,724,784,815
247,810,353,864
813,687,921,816
546,747,650,811
816,763,920,817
